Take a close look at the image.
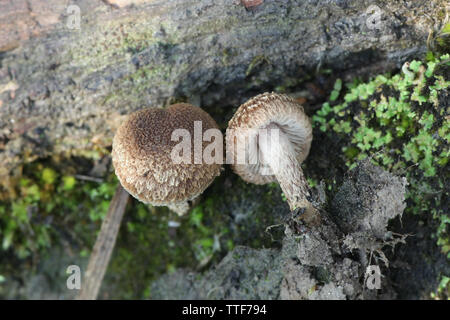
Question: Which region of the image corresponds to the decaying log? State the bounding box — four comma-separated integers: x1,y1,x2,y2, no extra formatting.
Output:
0,0,446,178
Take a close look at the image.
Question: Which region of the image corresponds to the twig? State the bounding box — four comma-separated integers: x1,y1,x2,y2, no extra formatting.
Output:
77,184,129,300
74,174,104,183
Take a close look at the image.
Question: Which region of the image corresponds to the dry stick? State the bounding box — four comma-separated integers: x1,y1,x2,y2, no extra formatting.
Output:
77,184,129,300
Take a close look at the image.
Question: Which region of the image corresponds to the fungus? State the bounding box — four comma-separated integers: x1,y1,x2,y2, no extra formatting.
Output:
112,103,222,215
226,92,319,222
79,103,222,300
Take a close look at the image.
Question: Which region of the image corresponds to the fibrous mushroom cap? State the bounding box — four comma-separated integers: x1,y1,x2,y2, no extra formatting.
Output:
112,103,221,205
226,92,312,184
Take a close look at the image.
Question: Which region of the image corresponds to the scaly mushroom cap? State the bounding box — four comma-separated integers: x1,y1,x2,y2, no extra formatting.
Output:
226,92,312,184
112,104,222,206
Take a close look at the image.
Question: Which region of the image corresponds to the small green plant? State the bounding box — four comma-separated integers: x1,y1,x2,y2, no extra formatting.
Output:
313,54,450,256
0,163,117,259
189,204,217,265
431,276,450,299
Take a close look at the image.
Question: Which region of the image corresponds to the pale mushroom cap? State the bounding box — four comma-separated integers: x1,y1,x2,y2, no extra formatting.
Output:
112,103,222,205
226,92,312,184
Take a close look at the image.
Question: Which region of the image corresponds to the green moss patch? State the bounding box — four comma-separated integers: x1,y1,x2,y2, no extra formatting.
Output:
313,54,450,258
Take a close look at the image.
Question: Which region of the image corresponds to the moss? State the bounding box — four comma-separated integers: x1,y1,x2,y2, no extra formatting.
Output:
428,22,450,56
68,16,158,72
431,276,450,299
313,53,450,257
0,160,115,259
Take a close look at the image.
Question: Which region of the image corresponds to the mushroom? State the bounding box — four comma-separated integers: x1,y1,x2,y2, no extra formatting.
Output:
226,92,319,222
78,103,221,300
112,103,222,215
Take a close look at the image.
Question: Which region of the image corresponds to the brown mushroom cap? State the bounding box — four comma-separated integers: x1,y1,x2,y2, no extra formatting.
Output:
112,103,222,206
226,92,312,184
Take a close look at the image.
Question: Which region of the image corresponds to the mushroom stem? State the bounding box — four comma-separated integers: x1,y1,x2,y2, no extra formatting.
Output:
167,201,190,216
77,184,129,300
259,123,314,212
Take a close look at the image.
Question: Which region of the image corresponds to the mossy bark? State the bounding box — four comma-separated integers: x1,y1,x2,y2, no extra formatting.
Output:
0,0,446,178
